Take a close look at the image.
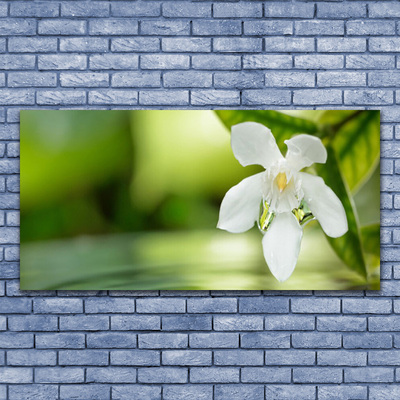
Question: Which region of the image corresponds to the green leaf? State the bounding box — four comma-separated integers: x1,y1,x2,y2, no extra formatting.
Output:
215,110,320,151
361,223,380,267
331,110,380,193
315,145,367,279
318,110,360,125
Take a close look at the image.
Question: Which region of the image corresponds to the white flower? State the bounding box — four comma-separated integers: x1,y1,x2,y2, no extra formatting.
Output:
217,122,348,282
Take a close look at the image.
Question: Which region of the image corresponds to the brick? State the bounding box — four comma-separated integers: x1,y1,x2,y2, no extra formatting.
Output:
9,37,57,53
111,37,160,52
139,333,187,349
111,350,159,366
90,54,138,70
89,90,138,105
60,38,108,52
86,367,136,383
214,315,263,331
0,125,20,140
265,72,314,88
59,350,109,366
292,298,341,313
318,71,366,87
318,38,366,53
369,3,400,18
214,350,263,366
163,385,212,400
0,367,32,383
162,350,211,366
9,385,58,399
37,90,86,105
36,333,84,349
62,2,110,17
293,367,342,383
295,20,344,36
138,367,187,383
139,90,188,105
192,55,241,70
244,20,292,36
0,333,33,348
265,315,314,331
214,38,262,53
295,55,344,69
163,2,210,18
0,19,36,36
191,90,240,106
265,2,314,18
90,19,138,35
265,385,315,400
60,315,109,331
369,71,400,87
346,55,395,69
112,385,161,400
317,316,366,331
347,20,395,36
265,37,314,52
241,332,290,349
317,3,366,18
141,54,189,69
39,20,86,35
0,55,35,70
60,385,110,400
0,297,31,313
85,298,135,313
242,367,291,383
38,54,87,70
190,367,239,383
239,297,289,313
35,367,84,383
7,143,18,158
343,333,392,349
33,298,82,314
370,38,400,53
265,350,315,365
11,2,59,17
345,367,393,383
213,3,262,18
187,298,237,313
345,90,393,105
369,316,400,331
243,89,291,105
163,71,211,88
369,350,400,365
243,55,292,70
162,38,210,53
60,72,109,88
111,315,160,330
318,385,367,400
193,20,241,36
318,350,366,366
8,315,57,331
87,332,136,349
292,333,341,349
343,299,391,314
112,2,160,17
7,349,56,366
189,333,238,348
141,21,189,36
162,315,211,331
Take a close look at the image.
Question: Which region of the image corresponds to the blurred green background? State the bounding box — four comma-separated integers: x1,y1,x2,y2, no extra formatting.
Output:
20,110,380,290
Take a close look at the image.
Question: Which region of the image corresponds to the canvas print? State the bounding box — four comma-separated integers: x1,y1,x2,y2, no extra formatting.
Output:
20,110,380,290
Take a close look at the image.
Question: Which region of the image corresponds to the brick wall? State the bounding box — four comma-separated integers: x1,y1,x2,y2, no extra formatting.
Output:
0,1,398,399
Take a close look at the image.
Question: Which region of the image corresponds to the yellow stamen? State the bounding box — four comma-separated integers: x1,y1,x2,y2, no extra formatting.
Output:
276,172,287,193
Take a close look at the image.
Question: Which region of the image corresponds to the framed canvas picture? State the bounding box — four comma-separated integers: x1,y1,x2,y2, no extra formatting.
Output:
20,110,380,290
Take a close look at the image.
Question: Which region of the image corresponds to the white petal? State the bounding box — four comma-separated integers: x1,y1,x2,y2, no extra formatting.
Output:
285,134,327,171
217,172,264,233
262,212,302,282
299,172,348,238
231,122,283,168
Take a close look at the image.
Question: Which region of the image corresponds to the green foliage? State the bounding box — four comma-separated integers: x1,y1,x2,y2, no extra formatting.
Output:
215,110,320,151
216,110,380,281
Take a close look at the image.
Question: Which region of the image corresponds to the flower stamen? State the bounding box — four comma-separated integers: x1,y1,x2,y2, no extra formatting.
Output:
275,172,287,193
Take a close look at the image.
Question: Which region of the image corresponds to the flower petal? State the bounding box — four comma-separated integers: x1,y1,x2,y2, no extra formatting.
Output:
231,122,283,168
299,172,348,238
217,172,264,233
285,134,327,171
262,212,303,282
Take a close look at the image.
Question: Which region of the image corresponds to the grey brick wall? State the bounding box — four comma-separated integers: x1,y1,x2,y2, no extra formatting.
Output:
0,0,397,398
